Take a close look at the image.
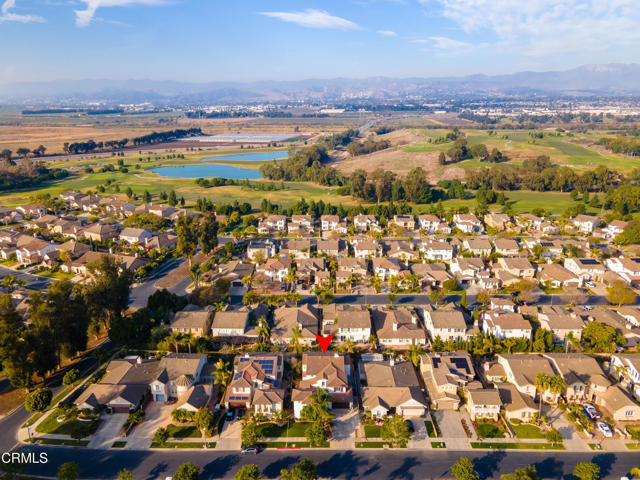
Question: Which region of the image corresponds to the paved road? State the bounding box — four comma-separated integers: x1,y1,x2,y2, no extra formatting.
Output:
0,265,54,290
14,445,640,480
0,340,114,454
129,258,188,308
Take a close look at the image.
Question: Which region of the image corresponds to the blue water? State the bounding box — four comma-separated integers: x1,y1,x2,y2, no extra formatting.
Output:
201,152,288,162
150,164,262,179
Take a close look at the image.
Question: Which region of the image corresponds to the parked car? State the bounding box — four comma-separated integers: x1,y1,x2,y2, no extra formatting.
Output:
585,281,596,288
226,410,235,421
582,305,594,311
241,446,260,455
582,403,599,420
237,409,245,419
597,421,613,438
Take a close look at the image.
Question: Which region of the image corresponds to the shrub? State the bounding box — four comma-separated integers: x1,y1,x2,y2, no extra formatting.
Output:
25,388,52,413
63,369,80,386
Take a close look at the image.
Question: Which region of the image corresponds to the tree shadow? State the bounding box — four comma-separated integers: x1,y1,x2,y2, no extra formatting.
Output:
145,461,169,480
202,454,239,479
534,456,565,480
592,453,617,478
473,449,507,478
262,455,300,478
388,456,420,480
318,451,371,480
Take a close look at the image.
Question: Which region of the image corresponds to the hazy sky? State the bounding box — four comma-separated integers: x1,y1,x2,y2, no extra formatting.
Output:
1,0,639,83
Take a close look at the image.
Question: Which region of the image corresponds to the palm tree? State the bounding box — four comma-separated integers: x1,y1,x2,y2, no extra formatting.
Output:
212,359,231,389
367,334,378,352
290,326,303,355
1,275,16,291
370,276,382,293
168,331,184,353
629,466,640,479
535,372,551,425
342,339,356,354
257,318,271,343
549,375,566,405
503,338,517,354
189,262,201,289
241,274,254,289
406,344,423,367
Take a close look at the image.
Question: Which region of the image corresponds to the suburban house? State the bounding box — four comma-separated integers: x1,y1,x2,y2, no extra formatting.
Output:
17,203,46,218
371,307,427,347
497,257,535,278
271,305,320,346
391,215,416,230
317,239,347,257
496,354,559,402
410,263,454,289
258,215,287,234
537,263,582,288
16,239,57,265
320,215,340,231
602,220,628,238
423,307,469,342
466,388,502,421
145,233,178,251
498,384,538,422
463,238,492,256
610,354,640,400
493,238,520,256
169,307,213,337
453,213,483,233
289,215,315,235
149,353,208,403
450,257,485,282
210,310,249,337
417,214,442,232
361,358,427,418
595,385,640,422
485,213,512,231
255,258,292,282
353,239,382,258
420,352,479,410
119,227,153,245
292,352,353,418
372,257,404,280
537,308,584,344
246,239,277,261
322,304,372,343
354,214,379,232
543,353,610,403
421,239,454,261
605,257,640,285
83,223,118,242
482,311,532,339
564,257,607,282
573,215,601,234
225,353,285,416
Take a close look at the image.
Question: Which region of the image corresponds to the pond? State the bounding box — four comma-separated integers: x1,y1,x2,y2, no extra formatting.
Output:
200,152,288,162
150,164,262,179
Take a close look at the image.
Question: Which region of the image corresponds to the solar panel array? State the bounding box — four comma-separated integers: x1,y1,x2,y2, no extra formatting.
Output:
229,396,249,401
253,359,275,375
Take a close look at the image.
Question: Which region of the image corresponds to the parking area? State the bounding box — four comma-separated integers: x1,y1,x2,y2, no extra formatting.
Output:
88,413,128,449
125,401,175,450
434,410,467,438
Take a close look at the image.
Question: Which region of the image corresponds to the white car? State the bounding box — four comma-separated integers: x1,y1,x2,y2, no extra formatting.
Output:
582,403,599,420
585,281,596,288
597,421,613,438
583,305,594,311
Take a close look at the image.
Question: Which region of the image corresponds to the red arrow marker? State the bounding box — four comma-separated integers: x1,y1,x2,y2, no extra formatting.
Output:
314,334,334,353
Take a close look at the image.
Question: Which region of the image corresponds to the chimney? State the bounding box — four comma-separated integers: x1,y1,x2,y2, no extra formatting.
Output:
392,322,398,331
334,353,339,358
411,315,417,325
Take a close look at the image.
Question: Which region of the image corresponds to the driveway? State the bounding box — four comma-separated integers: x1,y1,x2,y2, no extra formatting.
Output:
216,417,242,450
434,410,467,439
125,401,175,450
88,413,128,449
548,406,589,451
330,409,359,449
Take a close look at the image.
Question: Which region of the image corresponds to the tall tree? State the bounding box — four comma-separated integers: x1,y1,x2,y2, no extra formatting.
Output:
451,457,480,480
176,216,199,267
83,255,133,333
199,213,219,255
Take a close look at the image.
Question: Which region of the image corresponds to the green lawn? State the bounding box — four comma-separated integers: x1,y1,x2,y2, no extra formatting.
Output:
165,424,201,439
477,423,504,438
111,441,127,448
35,408,100,437
259,441,329,448
36,438,89,446
510,422,545,439
627,443,640,450
150,442,213,449
431,441,446,448
355,441,393,448
364,425,381,438
471,442,564,450
255,421,311,438
35,269,76,280
424,420,436,438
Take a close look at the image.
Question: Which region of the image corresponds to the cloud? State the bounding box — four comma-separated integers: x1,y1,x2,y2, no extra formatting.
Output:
74,0,164,27
428,36,470,50
423,0,640,56
376,29,397,36
0,0,45,23
259,9,359,30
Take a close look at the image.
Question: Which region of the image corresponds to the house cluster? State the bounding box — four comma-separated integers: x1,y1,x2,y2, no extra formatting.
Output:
0,192,191,274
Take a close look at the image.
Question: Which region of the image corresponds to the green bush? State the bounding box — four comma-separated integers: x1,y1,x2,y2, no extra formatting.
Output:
63,369,80,386
25,388,52,413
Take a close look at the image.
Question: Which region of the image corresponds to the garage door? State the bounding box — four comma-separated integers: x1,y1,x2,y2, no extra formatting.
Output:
400,407,424,417
155,394,165,402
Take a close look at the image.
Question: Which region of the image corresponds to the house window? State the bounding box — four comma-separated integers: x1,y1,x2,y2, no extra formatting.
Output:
626,410,634,417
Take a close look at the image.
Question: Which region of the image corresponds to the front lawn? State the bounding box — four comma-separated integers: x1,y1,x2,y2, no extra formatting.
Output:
424,420,436,438
356,441,392,448
471,442,565,450
35,408,100,437
165,424,201,439
477,423,504,438
510,422,545,439
255,421,311,438
35,269,75,280
364,425,381,438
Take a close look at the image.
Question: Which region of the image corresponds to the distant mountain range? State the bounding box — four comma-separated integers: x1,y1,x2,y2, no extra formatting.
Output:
2,63,640,105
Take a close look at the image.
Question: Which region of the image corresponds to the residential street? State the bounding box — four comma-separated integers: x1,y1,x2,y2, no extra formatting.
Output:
15,445,640,480
0,265,54,290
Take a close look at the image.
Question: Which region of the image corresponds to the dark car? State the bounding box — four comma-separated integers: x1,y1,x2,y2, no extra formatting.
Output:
226,410,235,421
241,446,260,454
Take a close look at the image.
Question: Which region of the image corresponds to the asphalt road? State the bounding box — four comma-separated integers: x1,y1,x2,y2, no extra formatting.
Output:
0,265,54,290
129,258,189,308
13,445,640,480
